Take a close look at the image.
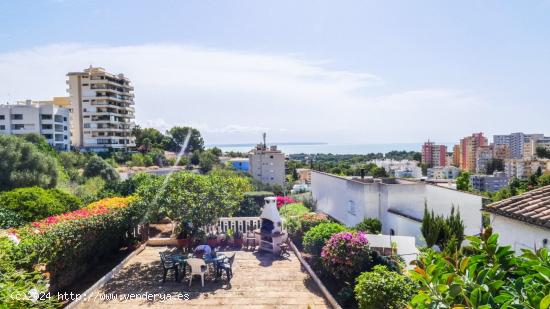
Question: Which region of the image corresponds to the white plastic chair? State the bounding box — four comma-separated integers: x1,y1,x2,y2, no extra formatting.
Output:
187,258,207,287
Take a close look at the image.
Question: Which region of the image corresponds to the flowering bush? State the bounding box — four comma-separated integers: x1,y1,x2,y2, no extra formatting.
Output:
303,222,347,256
276,196,295,209
321,231,372,281
6,196,144,292
300,212,329,233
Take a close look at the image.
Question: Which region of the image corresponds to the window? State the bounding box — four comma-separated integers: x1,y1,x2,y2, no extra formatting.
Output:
11,124,24,130
41,114,52,120
0,115,4,120
0,125,5,130
82,84,89,86
41,124,53,130
11,114,23,120
347,200,356,216
270,155,274,159
64,126,67,131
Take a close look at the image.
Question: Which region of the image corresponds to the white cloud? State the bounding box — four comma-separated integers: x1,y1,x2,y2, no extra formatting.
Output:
0,43,522,144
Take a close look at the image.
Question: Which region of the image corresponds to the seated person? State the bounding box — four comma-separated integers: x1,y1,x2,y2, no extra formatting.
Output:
193,244,212,258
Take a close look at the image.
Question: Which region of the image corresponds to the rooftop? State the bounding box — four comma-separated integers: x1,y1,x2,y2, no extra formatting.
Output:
484,185,550,229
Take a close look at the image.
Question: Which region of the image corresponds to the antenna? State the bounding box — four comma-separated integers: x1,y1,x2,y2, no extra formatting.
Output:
262,132,267,149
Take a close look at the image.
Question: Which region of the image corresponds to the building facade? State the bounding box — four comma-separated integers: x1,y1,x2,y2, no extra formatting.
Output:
493,144,510,161
248,144,286,186
67,66,135,152
228,158,249,173
427,166,461,180
452,144,461,167
470,171,509,193
459,132,488,173
475,145,494,174
421,141,447,167
493,132,545,159
311,171,484,246
0,99,71,151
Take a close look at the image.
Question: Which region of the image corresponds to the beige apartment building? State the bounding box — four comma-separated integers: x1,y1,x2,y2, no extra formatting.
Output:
249,144,286,186
67,66,135,152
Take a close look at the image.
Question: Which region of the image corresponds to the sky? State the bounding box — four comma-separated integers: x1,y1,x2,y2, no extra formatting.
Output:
0,0,549,145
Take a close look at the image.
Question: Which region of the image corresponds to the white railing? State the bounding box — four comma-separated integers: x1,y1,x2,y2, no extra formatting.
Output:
203,217,261,234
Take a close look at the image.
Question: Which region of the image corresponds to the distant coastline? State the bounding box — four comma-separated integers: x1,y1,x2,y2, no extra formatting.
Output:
208,142,454,155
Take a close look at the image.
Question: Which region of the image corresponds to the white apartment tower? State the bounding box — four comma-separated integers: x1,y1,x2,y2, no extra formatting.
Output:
67,66,136,152
248,135,286,186
0,99,71,151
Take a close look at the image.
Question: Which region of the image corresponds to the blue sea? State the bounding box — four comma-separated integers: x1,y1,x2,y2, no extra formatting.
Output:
209,142,455,155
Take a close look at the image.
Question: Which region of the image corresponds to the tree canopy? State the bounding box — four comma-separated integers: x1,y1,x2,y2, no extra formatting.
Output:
136,170,252,232
166,126,204,153
0,135,59,191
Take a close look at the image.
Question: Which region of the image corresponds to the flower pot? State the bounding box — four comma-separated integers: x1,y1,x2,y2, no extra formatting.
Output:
207,239,218,248
176,238,188,249
233,238,243,248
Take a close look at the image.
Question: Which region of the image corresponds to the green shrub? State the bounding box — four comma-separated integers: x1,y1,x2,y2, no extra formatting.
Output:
0,207,25,229
410,229,550,308
0,236,59,308
354,217,382,234
48,189,83,211
355,265,416,309
83,155,119,182
0,187,79,223
0,135,59,190
303,222,347,256
280,202,309,218
300,212,329,233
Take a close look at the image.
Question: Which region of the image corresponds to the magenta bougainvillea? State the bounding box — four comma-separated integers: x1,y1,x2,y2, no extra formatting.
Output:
321,231,372,281
275,196,295,209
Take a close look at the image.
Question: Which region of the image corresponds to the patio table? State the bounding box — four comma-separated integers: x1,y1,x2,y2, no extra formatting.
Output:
203,254,227,281
170,254,188,282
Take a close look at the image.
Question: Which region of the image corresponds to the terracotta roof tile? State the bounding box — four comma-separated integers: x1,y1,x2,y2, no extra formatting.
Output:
484,185,550,230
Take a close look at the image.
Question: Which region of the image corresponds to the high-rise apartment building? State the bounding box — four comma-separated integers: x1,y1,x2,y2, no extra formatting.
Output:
249,144,286,186
421,141,447,167
459,132,488,173
493,132,544,159
493,144,510,161
67,66,135,152
475,145,493,174
0,99,71,151
452,144,461,167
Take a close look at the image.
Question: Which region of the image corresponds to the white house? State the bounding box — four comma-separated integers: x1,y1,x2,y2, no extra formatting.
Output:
311,171,485,246
483,185,550,253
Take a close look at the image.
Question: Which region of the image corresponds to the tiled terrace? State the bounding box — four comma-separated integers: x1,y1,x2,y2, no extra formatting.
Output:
76,246,330,309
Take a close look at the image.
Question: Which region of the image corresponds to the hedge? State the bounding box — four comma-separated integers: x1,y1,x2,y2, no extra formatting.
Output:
0,187,83,227
303,222,347,256
0,196,145,307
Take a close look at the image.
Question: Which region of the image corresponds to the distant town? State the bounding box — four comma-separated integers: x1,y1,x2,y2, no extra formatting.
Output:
1,66,549,309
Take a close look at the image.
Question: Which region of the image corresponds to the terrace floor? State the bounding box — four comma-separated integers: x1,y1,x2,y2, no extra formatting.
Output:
76,246,330,309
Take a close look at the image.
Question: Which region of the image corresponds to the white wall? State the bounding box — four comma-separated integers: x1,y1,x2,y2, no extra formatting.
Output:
491,214,550,253
312,172,372,227
312,171,484,244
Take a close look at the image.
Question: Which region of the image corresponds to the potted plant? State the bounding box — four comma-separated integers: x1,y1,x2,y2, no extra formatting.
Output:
233,231,243,248
226,229,234,246
207,232,218,248
176,222,193,249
